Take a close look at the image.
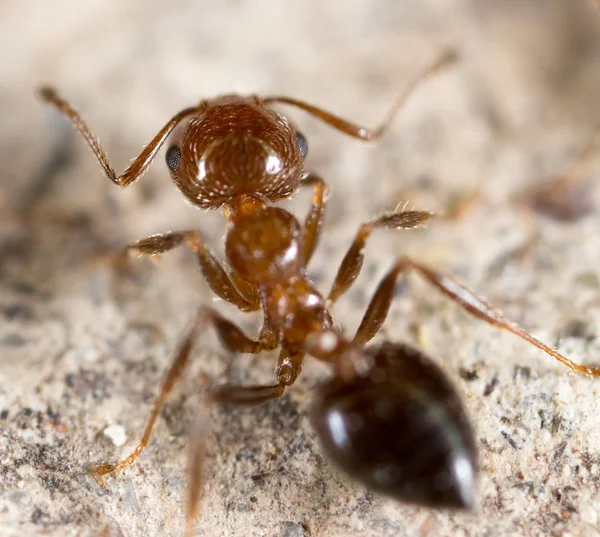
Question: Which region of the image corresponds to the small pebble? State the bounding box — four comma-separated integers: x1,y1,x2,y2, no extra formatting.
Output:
103,425,127,447
281,522,304,537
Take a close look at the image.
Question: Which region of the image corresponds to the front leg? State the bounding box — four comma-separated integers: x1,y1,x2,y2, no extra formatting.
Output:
122,231,260,312
299,173,329,265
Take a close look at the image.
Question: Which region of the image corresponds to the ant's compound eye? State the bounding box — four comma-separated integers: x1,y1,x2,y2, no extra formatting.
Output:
296,131,308,158
166,145,181,172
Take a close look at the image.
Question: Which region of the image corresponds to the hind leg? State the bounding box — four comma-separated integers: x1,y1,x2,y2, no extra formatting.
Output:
91,306,277,485
352,256,600,377
183,346,304,536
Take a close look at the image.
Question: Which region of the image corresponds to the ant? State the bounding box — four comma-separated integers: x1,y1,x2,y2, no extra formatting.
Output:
39,51,600,536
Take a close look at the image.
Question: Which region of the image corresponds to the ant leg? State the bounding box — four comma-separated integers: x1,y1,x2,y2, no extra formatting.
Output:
263,49,457,140
209,347,305,404
209,383,285,404
182,349,304,536
38,87,201,187
299,174,329,265
184,408,210,537
327,210,433,305
115,230,260,311
353,256,600,377
91,306,278,485
276,347,306,386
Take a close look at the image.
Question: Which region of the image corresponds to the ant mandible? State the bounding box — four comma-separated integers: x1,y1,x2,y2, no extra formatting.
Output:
38,51,600,536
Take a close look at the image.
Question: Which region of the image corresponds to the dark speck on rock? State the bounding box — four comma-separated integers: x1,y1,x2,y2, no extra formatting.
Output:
281,521,305,537
513,366,532,382
236,447,255,461
165,475,183,489
484,374,499,396
2,303,35,320
43,477,59,490
559,319,595,341
1,333,27,347
416,173,436,190
459,367,479,381
10,281,39,296
501,431,521,450
31,508,45,524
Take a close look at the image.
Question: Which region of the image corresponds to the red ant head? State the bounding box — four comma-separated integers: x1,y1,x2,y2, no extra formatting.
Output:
165,95,307,210
310,341,477,509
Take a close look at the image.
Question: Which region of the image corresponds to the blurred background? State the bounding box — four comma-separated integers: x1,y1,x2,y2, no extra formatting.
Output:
2,1,600,536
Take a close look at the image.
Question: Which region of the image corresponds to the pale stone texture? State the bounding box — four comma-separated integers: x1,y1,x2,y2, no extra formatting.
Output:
2,1,600,536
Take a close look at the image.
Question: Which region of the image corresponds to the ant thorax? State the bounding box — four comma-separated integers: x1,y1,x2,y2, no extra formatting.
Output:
225,205,303,282
224,202,333,345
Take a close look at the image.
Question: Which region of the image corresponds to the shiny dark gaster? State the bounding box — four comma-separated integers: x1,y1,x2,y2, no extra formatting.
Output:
39,50,600,536
312,342,476,509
